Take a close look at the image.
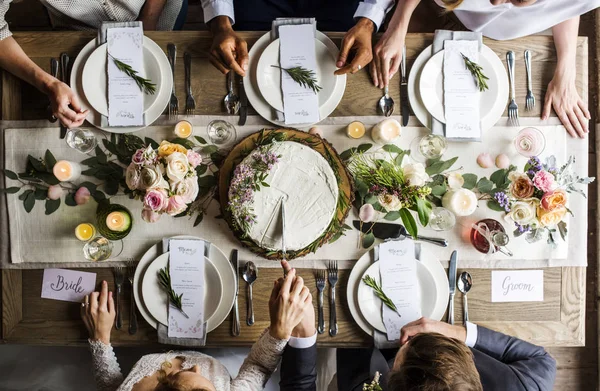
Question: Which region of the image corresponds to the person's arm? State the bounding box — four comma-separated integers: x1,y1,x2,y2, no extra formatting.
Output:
354,0,396,32
543,16,590,138
138,0,168,31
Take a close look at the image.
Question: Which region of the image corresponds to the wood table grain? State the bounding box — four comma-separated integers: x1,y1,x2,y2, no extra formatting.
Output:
0,31,589,347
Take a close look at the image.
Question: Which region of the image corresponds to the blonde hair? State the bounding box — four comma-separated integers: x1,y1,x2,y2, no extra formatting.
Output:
154,368,211,391
441,0,464,11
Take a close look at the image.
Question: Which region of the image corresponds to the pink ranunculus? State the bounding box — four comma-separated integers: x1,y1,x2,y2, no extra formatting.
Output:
141,207,161,223
533,170,555,193
47,185,63,200
125,163,141,190
74,187,91,205
359,204,376,223
166,195,188,216
143,188,168,212
186,150,203,168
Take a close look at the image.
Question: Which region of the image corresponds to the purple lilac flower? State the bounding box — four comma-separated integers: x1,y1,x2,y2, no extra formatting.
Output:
514,221,531,234
527,156,542,171
494,191,511,212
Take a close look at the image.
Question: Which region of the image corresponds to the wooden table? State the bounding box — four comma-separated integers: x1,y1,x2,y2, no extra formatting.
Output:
0,31,590,348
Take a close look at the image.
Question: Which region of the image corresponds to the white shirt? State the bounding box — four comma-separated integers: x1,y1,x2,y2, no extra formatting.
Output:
435,0,600,40
201,0,395,31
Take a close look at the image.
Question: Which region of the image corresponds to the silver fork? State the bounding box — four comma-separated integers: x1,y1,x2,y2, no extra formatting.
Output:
126,263,138,335
113,267,125,330
524,50,535,111
184,52,196,116
327,261,338,336
167,43,178,119
315,270,326,334
506,51,519,126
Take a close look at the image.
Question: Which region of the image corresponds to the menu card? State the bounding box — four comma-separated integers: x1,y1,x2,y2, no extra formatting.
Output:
379,240,422,340
443,40,481,140
168,239,205,338
107,26,144,126
278,24,320,125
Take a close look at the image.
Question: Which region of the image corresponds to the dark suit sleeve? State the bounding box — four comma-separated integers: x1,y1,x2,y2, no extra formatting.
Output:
473,326,556,391
279,344,317,391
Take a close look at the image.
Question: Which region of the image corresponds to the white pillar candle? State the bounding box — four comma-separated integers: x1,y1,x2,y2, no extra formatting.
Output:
53,160,82,182
371,119,401,144
442,189,478,217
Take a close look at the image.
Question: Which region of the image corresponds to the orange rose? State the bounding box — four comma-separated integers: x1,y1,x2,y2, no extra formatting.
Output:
541,189,568,211
537,206,567,227
510,175,535,199
158,141,187,157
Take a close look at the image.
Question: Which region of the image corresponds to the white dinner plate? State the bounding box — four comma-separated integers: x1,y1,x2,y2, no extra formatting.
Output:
244,31,346,127
133,237,236,332
408,44,508,132
141,252,223,327
357,261,437,333
70,36,172,133
82,43,163,117
256,38,338,113
347,246,449,337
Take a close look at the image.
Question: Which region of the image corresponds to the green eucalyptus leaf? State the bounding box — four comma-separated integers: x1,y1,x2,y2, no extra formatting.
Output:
34,188,47,200
145,138,160,149
193,213,204,227
198,175,217,188
202,145,219,155
23,191,35,213
81,157,99,166
92,191,107,202
425,156,458,176
486,199,506,212
45,198,60,215
399,209,418,239
104,180,119,195
103,139,119,155
196,165,208,176
364,193,378,205
416,197,432,227
27,155,46,172
355,179,369,198
171,137,196,149
384,211,401,220
44,150,57,172
477,178,494,193
194,136,208,145
462,173,478,190
65,193,77,206
339,148,356,161
490,169,506,188
36,172,60,185
431,183,447,197
3,169,18,180
372,201,385,212
362,232,375,248
19,189,32,201
382,144,404,154
557,221,568,241
0,187,20,194
356,143,373,153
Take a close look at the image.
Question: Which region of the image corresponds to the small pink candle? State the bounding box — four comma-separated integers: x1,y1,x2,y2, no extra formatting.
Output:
53,160,82,182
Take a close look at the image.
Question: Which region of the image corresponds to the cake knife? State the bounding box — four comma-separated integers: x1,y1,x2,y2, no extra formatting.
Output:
281,200,287,275
230,249,240,336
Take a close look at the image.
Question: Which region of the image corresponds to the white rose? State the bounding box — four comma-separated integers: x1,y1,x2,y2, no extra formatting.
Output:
377,194,402,212
139,165,164,190
125,163,141,190
447,172,464,190
172,176,199,204
403,163,429,187
506,200,538,225
165,152,189,182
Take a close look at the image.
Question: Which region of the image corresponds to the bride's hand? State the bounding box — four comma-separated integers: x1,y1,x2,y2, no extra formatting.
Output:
268,268,311,340
81,280,115,345
280,260,316,338
371,29,405,88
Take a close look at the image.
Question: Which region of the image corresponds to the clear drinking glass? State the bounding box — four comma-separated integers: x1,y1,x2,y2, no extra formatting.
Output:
410,134,447,162
428,207,456,231
83,236,113,262
207,120,237,147
513,127,545,157
65,128,98,154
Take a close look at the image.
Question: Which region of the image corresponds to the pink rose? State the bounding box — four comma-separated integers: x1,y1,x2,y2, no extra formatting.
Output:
533,170,555,193
143,188,168,212
47,185,63,200
141,208,161,223
74,187,91,205
125,163,141,190
186,150,203,168
132,146,157,165
166,195,187,216
172,177,199,204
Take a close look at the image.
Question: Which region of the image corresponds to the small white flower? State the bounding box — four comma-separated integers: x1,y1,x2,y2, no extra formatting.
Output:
447,172,464,189
403,162,430,187
378,194,402,212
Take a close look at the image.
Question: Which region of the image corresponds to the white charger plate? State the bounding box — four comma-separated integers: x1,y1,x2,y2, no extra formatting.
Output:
82,43,163,117
141,252,223,327
347,246,449,337
70,36,172,133
133,236,236,332
244,31,346,127
357,261,437,333
408,44,508,131
256,38,338,113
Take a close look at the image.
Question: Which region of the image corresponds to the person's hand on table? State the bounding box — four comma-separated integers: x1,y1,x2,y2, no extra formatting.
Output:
208,16,249,77
81,280,116,345
46,78,88,128
268,267,312,340
335,18,375,76
280,260,316,338
399,317,466,345
371,28,405,88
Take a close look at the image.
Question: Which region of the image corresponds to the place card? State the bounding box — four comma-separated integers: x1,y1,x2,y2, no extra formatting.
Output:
168,239,206,338
491,270,544,302
379,240,421,340
107,26,144,127
443,40,481,140
278,24,320,125
41,269,96,303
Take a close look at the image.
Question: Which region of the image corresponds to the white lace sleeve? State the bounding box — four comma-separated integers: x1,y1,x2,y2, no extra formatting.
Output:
88,339,124,391
231,329,288,390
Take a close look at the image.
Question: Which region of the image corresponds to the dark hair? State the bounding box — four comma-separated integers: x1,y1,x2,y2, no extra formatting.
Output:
387,332,483,391
153,369,212,391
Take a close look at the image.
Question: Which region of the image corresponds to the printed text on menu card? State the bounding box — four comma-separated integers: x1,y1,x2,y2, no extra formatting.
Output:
379,240,421,340
107,27,144,126
168,239,205,338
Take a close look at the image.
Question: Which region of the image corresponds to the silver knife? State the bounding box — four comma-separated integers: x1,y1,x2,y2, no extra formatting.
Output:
447,250,457,325
281,200,286,262
238,74,247,126
400,45,409,127
230,249,240,336
59,52,70,139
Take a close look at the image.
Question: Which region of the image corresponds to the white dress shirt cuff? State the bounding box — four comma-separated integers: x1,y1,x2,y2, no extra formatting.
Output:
353,1,392,31
465,322,478,348
202,1,235,25
288,331,318,349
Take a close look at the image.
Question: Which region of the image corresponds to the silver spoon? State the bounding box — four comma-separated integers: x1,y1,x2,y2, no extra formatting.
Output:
378,86,394,117
457,271,472,324
224,71,240,114
243,261,257,326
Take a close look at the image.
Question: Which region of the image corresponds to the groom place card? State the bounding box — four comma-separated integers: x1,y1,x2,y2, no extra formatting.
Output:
491,270,544,302
41,269,96,303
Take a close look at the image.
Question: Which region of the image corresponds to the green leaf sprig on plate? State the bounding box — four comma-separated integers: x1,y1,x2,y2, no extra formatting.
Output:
461,53,489,92
271,65,322,94
158,266,189,318
362,275,396,312
110,55,157,95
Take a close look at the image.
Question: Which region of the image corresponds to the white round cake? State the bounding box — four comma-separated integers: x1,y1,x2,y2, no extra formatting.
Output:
237,141,339,251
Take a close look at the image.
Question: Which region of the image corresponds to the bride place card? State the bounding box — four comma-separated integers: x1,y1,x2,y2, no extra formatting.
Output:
107,26,144,127
278,24,320,125
168,239,206,338
379,240,422,340
41,269,96,303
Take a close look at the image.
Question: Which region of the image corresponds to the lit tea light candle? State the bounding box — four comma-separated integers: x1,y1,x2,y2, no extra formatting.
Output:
346,121,366,139
53,160,82,182
174,120,193,138
106,211,130,232
372,119,401,144
75,223,96,242
442,189,478,217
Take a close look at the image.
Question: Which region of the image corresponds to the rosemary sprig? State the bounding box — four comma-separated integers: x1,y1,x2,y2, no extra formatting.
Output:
271,65,322,94
158,266,189,318
461,53,489,92
362,275,397,312
110,54,157,95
